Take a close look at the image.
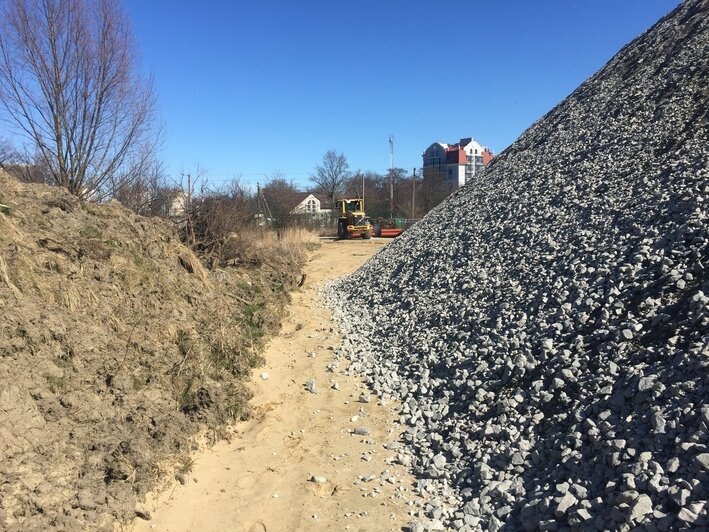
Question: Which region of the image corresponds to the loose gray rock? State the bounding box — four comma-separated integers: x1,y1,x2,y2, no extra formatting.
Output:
408,521,425,532
555,493,577,517
432,454,447,470
325,2,709,529
693,453,709,471
628,494,653,523
305,378,318,394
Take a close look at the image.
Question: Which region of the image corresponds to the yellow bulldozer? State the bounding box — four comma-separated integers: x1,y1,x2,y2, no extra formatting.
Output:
336,198,373,240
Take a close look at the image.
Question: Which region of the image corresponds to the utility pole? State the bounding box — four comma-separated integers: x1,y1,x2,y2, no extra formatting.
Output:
389,135,394,219
186,173,192,211
256,183,273,224
412,168,416,219
185,172,194,245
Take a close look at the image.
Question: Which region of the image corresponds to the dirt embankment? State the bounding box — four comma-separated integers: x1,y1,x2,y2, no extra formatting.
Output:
0,173,307,530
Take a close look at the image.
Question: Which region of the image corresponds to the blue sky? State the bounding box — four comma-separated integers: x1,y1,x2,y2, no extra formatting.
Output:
123,0,679,190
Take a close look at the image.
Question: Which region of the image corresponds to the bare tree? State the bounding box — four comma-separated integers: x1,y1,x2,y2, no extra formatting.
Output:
192,179,255,243
111,158,168,215
310,149,350,208
0,0,158,200
186,178,258,267
262,175,299,228
0,137,16,168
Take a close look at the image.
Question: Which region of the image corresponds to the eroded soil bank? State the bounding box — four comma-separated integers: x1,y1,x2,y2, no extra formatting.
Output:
0,173,309,530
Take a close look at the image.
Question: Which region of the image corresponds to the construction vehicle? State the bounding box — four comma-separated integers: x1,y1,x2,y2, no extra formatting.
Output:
336,198,373,240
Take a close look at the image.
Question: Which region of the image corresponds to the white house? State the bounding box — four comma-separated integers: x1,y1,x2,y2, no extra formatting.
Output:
289,192,332,227
290,192,331,216
168,191,188,217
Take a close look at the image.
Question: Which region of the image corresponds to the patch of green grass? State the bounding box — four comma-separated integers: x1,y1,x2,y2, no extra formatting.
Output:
132,375,145,391
57,344,75,362
177,456,197,476
209,341,250,376
177,377,198,413
176,329,192,356
223,384,248,421
243,302,263,321
208,315,265,377
238,303,268,348
236,279,262,297
79,225,102,239
45,374,67,393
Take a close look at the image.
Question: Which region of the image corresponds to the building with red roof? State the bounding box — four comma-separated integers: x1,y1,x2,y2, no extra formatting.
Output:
422,137,494,188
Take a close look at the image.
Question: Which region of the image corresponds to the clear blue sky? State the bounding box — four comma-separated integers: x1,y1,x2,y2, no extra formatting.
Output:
123,0,679,190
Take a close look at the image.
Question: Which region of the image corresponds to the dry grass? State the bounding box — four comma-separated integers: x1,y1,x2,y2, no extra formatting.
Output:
220,227,320,268
0,255,22,297
261,227,321,259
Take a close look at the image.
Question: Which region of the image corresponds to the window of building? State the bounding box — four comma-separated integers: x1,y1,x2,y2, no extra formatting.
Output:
307,199,317,213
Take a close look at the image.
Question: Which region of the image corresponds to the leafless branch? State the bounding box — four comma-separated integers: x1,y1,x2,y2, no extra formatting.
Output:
0,0,159,200
310,149,350,208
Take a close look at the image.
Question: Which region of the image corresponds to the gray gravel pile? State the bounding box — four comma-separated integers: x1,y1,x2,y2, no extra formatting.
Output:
326,1,708,530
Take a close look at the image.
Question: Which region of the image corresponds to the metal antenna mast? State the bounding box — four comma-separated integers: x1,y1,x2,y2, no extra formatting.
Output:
389,135,394,218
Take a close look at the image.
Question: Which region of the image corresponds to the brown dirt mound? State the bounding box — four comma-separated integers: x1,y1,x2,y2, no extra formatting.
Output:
0,172,303,529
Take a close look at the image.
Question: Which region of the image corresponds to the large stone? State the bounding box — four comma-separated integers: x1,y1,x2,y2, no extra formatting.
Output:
628,494,653,523
555,493,578,517
432,454,447,469
693,453,709,471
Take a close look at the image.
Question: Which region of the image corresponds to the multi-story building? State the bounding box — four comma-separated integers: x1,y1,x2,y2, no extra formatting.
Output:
422,137,494,188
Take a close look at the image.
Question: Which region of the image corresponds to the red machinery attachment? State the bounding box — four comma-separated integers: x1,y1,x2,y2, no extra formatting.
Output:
378,228,403,238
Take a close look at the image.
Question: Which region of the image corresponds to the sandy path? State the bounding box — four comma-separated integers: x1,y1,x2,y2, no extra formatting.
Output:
133,238,419,532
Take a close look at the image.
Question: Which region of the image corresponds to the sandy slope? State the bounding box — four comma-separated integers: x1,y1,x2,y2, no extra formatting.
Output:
133,238,419,532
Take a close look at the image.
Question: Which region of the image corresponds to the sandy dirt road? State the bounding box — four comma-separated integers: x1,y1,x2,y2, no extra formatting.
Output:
133,238,419,532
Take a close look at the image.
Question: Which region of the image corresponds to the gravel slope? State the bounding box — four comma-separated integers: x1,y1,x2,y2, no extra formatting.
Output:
327,1,708,530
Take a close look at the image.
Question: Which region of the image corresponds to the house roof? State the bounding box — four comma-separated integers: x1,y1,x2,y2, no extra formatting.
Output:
445,149,466,165
291,192,331,209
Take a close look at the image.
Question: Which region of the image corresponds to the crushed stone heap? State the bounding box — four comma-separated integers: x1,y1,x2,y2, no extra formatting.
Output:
327,1,708,530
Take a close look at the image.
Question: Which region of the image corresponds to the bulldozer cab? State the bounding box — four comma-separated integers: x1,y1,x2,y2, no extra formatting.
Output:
338,199,364,216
